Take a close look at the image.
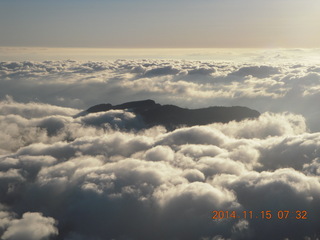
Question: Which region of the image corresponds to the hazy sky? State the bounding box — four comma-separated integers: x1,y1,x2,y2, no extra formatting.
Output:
1,0,320,48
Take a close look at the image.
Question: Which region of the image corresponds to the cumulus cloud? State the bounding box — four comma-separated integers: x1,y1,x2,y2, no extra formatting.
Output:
213,112,307,139
228,65,281,78
0,100,320,239
1,212,58,240
211,169,320,239
2,56,320,239
1,59,320,131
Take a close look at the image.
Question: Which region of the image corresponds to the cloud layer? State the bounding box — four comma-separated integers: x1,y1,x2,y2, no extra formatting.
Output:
1,58,320,131
1,57,320,239
1,97,320,239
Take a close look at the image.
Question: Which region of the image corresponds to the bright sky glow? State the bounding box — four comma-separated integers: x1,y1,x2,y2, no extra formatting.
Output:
1,0,320,48
1,47,320,63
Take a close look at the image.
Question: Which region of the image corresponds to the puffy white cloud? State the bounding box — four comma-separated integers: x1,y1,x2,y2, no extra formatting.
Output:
182,169,206,182
1,212,58,240
0,97,78,119
0,101,319,239
2,57,320,239
0,211,16,234
213,112,307,139
157,126,227,146
2,59,320,131
144,145,175,162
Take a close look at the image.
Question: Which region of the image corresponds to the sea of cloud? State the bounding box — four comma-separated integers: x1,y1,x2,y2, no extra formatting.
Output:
1,59,320,131
1,58,320,239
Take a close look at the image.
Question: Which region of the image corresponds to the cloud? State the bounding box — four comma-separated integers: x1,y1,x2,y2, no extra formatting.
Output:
2,56,320,239
211,168,320,239
188,67,216,76
143,65,181,77
157,126,227,146
1,100,320,239
1,212,58,240
1,59,320,131
0,97,78,119
79,109,146,130
213,112,307,139
228,66,281,79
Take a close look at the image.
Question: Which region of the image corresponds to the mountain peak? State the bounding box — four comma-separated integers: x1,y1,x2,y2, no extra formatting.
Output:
84,100,260,130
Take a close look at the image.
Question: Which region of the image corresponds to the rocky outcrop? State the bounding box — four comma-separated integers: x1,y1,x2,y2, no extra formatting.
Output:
85,99,260,130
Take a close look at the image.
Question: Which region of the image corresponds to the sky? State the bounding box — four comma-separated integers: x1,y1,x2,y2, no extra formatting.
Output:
1,0,320,48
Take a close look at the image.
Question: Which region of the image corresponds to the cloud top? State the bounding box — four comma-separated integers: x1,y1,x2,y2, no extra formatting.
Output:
1,98,320,239
2,57,320,239
1,58,320,131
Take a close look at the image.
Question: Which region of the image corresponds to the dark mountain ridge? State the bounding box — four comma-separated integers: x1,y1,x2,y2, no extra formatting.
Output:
84,99,260,130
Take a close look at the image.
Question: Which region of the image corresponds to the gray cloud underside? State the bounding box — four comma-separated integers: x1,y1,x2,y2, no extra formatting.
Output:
1,98,320,240
1,59,320,131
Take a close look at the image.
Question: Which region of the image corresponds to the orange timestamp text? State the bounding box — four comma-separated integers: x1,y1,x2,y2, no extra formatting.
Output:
212,210,308,220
